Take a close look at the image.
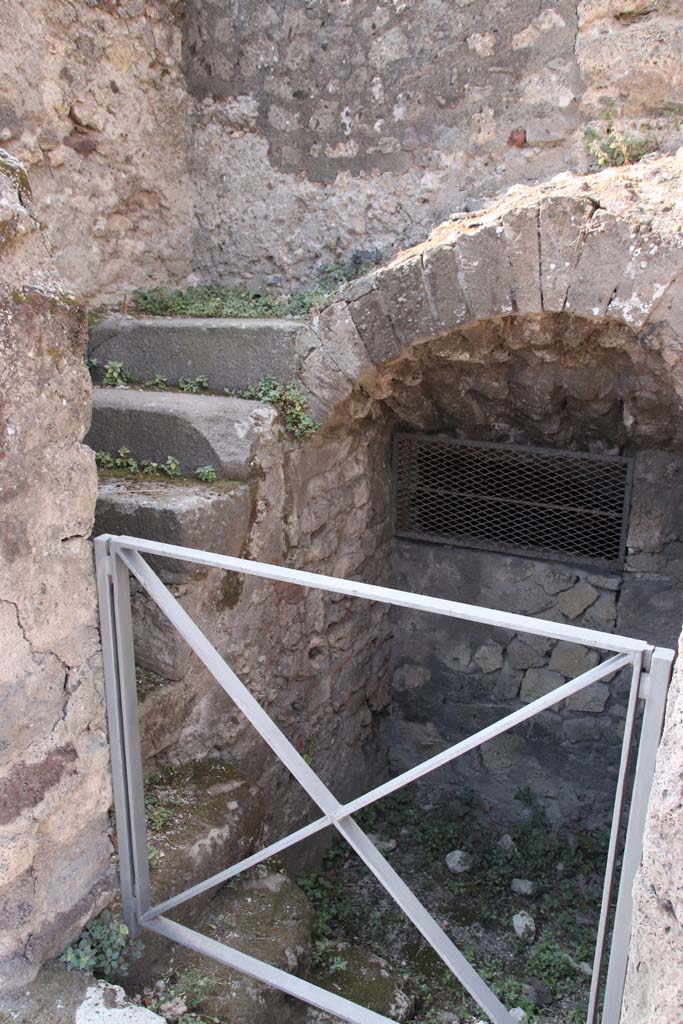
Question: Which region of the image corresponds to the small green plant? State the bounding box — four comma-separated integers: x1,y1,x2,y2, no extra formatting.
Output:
585,105,656,167
145,373,168,390
159,455,182,478
194,465,217,483
526,939,576,996
240,375,317,439
178,375,209,394
61,910,142,979
114,447,140,473
312,938,348,974
141,460,160,475
95,450,115,469
146,967,213,1021
85,356,99,374
102,360,130,387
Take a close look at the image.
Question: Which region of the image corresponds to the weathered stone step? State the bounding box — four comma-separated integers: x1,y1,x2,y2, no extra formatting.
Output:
87,387,276,479
89,315,302,393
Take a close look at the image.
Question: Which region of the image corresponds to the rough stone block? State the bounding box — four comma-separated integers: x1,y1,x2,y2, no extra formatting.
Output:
454,224,514,320
557,581,599,619
0,964,166,1023
549,642,600,678
508,638,547,671
539,196,595,312
502,205,542,314
348,285,402,364
87,389,276,479
565,211,634,317
377,256,436,346
94,478,252,583
607,244,683,330
89,316,300,393
474,643,504,673
421,243,469,333
520,668,565,702
565,682,610,713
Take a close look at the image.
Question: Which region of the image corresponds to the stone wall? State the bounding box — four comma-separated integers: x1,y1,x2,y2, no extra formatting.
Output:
3,1,683,303
389,443,683,828
95,416,395,843
187,0,683,289
0,157,113,990
0,0,193,305
622,628,683,1023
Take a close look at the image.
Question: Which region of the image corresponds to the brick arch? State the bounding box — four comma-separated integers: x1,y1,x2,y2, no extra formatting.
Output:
298,181,683,427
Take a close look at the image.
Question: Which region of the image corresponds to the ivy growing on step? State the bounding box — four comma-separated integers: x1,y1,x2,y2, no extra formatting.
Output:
95,449,199,480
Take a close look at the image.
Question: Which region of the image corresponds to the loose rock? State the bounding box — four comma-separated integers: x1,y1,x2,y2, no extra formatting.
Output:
446,850,473,874
512,910,536,942
511,878,535,896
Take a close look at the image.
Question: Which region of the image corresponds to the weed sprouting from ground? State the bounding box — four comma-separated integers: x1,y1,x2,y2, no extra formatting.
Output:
61,910,142,980
301,789,606,1023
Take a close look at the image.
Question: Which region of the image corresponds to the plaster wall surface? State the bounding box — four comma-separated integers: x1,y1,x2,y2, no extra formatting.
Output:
2,2,683,302
0,0,193,305
0,160,113,991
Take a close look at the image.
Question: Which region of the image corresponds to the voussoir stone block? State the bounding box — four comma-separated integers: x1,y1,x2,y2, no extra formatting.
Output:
565,211,634,317
376,256,436,346
421,242,469,333
502,205,543,314
89,315,301,393
348,282,402,364
87,389,276,479
539,196,595,312
454,223,514,320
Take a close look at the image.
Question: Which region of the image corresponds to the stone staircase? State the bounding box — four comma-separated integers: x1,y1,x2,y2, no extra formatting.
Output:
85,316,316,1022
89,314,300,393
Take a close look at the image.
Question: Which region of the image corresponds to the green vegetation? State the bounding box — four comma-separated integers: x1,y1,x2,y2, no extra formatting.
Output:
583,102,683,167
306,789,606,1022
145,966,214,1024
129,251,381,320
102,360,130,387
194,464,218,483
240,375,317,438
61,910,142,979
95,448,184,479
178,374,209,394
145,373,168,390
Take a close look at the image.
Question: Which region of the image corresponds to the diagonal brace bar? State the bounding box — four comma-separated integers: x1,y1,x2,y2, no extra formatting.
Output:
115,545,514,1023
141,653,629,923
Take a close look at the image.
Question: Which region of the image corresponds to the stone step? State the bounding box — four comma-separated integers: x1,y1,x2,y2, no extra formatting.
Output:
87,387,276,479
94,478,253,710
88,315,302,393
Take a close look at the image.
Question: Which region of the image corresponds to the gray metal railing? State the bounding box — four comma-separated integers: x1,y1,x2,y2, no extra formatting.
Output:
94,533,675,1024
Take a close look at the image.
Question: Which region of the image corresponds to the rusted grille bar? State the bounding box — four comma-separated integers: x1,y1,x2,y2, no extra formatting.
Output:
393,434,633,569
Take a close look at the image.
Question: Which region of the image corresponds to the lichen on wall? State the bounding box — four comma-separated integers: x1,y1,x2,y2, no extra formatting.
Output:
0,159,113,991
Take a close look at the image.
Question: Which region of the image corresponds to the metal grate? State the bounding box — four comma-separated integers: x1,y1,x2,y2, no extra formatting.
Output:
393,434,633,569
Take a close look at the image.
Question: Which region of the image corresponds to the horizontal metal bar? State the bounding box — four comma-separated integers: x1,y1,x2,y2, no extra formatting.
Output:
102,535,652,655
144,916,399,1024
142,652,629,923
140,814,332,923
333,653,631,820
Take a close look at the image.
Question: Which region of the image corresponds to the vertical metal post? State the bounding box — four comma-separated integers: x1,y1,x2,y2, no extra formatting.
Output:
94,537,137,935
587,653,642,1024
110,548,152,935
601,647,675,1024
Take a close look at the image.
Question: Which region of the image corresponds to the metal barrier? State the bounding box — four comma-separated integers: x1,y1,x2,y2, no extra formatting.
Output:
94,533,675,1024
